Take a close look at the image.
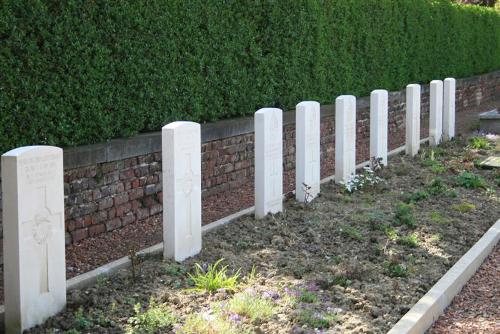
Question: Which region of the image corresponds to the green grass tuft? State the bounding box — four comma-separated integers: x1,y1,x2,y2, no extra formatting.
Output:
188,259,239,293
227,292,275,323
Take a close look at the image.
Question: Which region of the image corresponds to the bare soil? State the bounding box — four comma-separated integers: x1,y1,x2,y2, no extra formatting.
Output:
27,134,500,333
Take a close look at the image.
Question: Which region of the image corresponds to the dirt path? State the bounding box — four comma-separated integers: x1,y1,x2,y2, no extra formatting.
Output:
428,245,499,334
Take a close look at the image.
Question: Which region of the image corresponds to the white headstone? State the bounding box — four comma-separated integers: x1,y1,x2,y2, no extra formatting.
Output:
295,101,321,202
405,84,421,157
429,80,443,147
335,95,356,183
162,122,202,262
443,78,456,141
370,90,389,166
2,146,66,333
255,108,283,219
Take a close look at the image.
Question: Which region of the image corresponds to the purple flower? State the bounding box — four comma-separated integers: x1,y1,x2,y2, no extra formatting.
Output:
262,290,280,300
307,282,318,292
228,312,242,323
327,306,343,314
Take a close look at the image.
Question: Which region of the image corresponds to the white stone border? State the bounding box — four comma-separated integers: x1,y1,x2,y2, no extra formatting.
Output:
388,218,500,334
0,137,433,324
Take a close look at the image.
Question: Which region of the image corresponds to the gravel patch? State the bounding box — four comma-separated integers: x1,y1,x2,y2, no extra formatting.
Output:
428,245,499,334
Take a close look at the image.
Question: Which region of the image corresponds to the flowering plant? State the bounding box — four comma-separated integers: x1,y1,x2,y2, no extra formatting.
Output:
340,166,383,193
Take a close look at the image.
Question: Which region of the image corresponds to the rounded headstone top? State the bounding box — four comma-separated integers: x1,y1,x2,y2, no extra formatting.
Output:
2,145,62,158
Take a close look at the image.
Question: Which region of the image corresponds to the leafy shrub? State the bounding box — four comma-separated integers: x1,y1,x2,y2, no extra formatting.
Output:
468,136,490,149
394,203,417,228
227,292,275,323
126,302,177,334
0,1,498,152
455,172,487,188
188,259,239,293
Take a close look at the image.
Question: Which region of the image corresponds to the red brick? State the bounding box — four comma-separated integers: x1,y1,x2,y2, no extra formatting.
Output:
106,218,122,232
91,211,108,225
131,179,140,188
108,207,116,219
129,187,144,200
83,215,92,227
113,192,129,206
131,200,140,210
119,168,135,180
98,197,113,210
150,204,162,216
116,203,132,217
71,228,88,243
122,213,136,226
89,224,105,237
137,208,150,220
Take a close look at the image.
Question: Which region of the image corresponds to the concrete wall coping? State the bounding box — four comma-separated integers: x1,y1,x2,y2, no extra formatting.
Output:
61,75,460,170
61,69,498,170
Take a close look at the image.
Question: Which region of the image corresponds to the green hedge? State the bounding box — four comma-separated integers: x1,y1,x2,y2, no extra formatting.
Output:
1,0,499,152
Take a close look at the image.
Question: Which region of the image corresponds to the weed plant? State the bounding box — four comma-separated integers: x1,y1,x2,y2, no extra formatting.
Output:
126,302,176,334
394,203,417,228
188,259,240,293
455,172,486,189
339,225,364,241
296,309,339,329
452,201,476,213
397,234,420,248
227,292,275,323
178,314,244,334
385,261,408,278
468,136,490,150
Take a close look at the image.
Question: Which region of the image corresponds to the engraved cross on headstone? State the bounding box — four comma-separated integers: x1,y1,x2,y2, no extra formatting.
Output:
307,111,319,186
22,186,62,294
270,157,281,198
177,153,199,237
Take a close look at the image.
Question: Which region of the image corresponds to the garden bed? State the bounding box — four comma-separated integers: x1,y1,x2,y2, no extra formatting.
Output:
29,135,499,334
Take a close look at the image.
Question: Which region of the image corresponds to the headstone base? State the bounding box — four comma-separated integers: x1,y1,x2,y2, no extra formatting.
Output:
479,109,500,134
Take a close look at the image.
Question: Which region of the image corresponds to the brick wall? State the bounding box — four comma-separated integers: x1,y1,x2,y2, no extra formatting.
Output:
0,71,498,248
